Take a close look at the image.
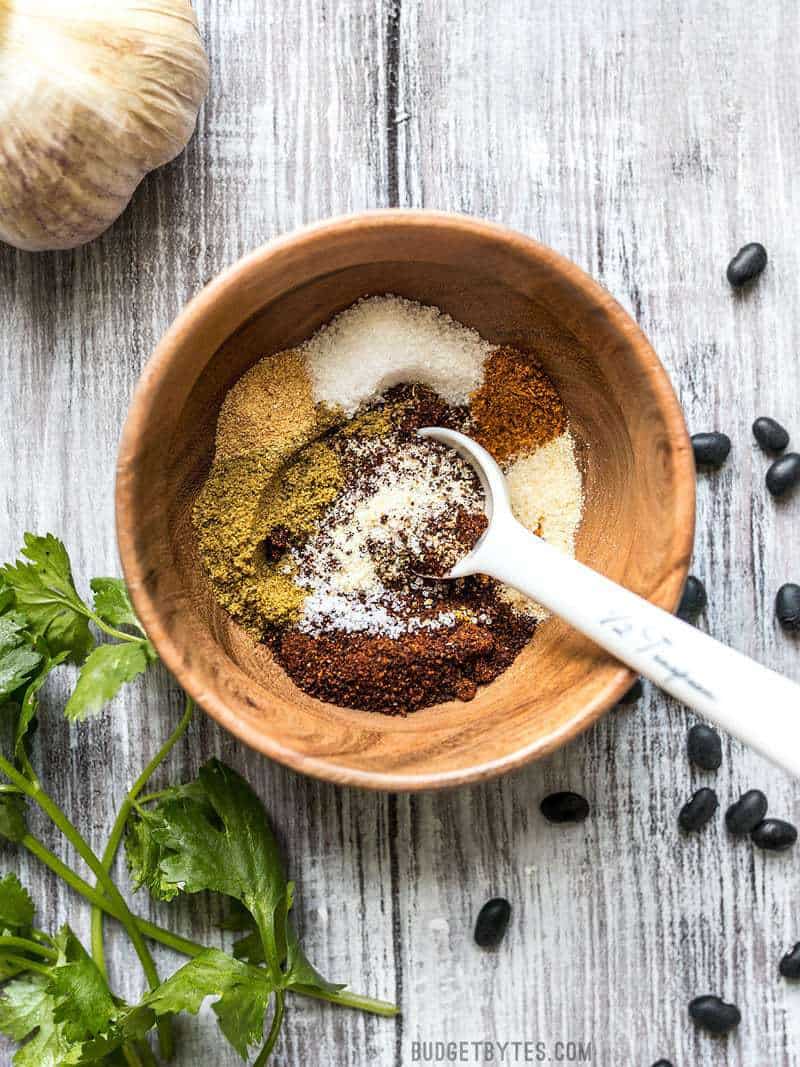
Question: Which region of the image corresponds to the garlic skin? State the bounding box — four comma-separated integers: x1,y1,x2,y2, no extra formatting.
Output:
0,0,209,252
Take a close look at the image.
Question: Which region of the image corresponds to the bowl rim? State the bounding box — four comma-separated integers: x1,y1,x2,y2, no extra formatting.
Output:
116,208,696,792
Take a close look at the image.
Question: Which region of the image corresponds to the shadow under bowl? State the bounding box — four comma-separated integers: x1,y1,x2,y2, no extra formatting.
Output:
116,210,695,791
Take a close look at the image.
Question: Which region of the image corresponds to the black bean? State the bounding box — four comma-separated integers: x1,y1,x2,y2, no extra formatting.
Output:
540,791,590,824
753,416,790,453
765,453,800,497
678,575,707,623
689,994,741,1034
687,723,722,770
679,788,719,832
776,583,800,632
474,897,511,949
617,678,643,706
779,943,800,979
726,242,768,287
725,790,768,835
691,432,731,468
751,818,798,851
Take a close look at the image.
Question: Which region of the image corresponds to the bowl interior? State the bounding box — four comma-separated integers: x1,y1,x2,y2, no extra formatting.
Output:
118,215,694,789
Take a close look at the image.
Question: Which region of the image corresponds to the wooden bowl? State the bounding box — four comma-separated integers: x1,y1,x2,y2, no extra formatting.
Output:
116,211,695,791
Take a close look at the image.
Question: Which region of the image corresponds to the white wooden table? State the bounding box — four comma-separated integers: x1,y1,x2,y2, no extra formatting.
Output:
2,2,800,1064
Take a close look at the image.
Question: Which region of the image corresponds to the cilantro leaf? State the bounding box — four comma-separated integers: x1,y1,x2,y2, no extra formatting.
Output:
0,582,15,615
129,759,351,1037
64,643,152,722
1,535,93,663
0,615,41,702
283,924,345,997
0,873,35,934
47,929,118,1044
0,974,73,1066
142,949,272,1061
148,761,285,939
0,926,153,1066
90,580,144,636
125,806,184,903
125,782,214,902
232,884,344,997
0,794,27,844
15,648,68,761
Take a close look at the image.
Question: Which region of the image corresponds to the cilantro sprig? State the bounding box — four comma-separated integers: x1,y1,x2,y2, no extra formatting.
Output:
0,533,397,1064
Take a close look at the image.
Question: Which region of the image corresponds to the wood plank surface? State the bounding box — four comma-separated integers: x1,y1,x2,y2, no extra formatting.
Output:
2,1,800,1064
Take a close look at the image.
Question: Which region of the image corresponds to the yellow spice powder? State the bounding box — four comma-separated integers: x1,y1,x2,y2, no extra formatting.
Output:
215,348,319,458
193,349,344,632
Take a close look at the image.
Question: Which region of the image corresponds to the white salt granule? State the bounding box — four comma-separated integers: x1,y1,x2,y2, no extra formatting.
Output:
303,295,492,415
502,432,584,616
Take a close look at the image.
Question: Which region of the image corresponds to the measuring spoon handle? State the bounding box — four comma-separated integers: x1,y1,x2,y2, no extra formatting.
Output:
475,518,800,778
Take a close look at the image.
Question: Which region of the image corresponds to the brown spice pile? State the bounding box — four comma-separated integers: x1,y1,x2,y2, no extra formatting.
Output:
470,346,566,462
276,585,536,715
406,507,488,577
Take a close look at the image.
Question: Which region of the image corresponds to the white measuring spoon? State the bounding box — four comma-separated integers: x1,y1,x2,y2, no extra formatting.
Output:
420,427,800,778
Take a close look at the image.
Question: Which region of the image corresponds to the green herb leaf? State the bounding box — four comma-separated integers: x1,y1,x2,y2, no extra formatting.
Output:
0,975,73,1066
283,925,345,997
0,873,35,934
0,615,42,702
64,643,151,722
0,794,27,844
232,884,344,997
0,582,15,615
0,924,153,1066
125,806,184,904
150,761,285,939
15,648,68,761
130,758,352,1044
89,579,143,636
143,948,272,1061
1,535,93,663
47,929,118,1044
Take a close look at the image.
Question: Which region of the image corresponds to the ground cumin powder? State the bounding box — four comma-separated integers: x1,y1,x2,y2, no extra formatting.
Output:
215,349,319,458
470,347,566,462
193,349,343,631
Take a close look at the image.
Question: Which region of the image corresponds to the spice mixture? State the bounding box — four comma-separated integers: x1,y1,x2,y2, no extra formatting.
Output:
193,295,584,714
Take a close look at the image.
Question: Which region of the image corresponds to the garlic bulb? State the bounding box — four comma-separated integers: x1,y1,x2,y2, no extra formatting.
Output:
0,0,209,252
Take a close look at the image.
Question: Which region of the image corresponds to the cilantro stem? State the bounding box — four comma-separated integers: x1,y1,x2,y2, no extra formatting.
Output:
291,984,399,1017
128,1040,159,1067
91,696,195,980
0,935,57,960
90,615,147,645
22,831,204,958
0,755,174,1060
254,990,285,1066
0,953,51,977
136,788,174,806
21,830,399,1019
122,1045,145,1067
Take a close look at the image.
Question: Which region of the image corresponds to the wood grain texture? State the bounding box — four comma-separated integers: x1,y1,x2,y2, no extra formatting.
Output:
1,0,800,1064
